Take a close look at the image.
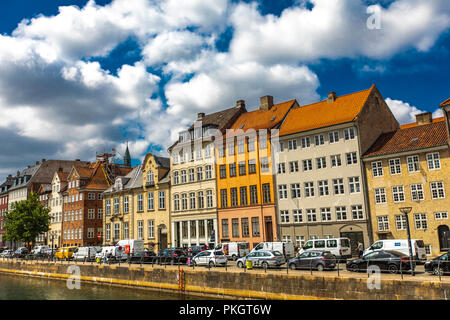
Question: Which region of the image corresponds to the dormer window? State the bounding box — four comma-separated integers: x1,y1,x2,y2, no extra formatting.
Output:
147,171,154,184
115,179,122,190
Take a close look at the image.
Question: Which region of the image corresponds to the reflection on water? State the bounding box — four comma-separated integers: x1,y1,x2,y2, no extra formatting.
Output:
0,272,203,300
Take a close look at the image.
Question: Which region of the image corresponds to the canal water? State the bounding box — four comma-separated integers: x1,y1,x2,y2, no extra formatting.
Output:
0,272,204,300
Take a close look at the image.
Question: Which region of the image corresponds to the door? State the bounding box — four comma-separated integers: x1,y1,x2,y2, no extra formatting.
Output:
340,232,364,257
438,225,450,252
265,217,273,242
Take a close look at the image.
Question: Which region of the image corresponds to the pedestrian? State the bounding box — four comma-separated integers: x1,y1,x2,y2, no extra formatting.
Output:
103,250,108,263
356,242,364,258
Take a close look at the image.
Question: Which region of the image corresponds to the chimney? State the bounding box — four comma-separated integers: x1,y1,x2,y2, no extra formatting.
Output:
236,100,245,109
415,112,432,125
197,112,205,120
260,95,274,111
58,167,63,172
328,92,337,103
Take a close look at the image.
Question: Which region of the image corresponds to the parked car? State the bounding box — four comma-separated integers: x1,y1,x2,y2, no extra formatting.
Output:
215,242,250,261
55,246,77,260
191,250,227,267
251,242,295,259
424,251,449,276
236,250,285,269
363,239,426,263
300,238,352,260
127,250,157,264
14,247,29,258
186,245,205,258
346,250,413,274
288,250,336,271
0,250,13,257
156,248,188,264
31,245,49,255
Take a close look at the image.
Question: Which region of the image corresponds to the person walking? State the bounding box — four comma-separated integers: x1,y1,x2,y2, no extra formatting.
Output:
356,242,364,258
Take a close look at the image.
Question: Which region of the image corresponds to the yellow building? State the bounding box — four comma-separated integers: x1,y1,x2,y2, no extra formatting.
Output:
363,112,450,257
215,96,298,249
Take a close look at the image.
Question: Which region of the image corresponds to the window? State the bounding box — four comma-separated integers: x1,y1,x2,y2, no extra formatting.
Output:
414,213,428,230
279,142,284,152
346,152,358,165
434,212,448,220
189,168,195,182
425,245,432,255
181,194,188,210
159,191,165,209
262,184,271,203
392,186,405,202
238,161,246,176
296,236,305,247
336,206,347,220
306,209,317,222
232,218,239,237
348,177,360,194
277,163,286,174
137,194,143,211
278,185,288,200
289,161,299,173
189,192,196,210
195,146,202,160
88,209,95,219
261,157,269,173
344,128,355,140
329,131,339,143
97,209,102,220
174,194,180,211
250,185,258,205
314,135,324,146
220,189,228,208
205,165,212,179
372,161,383,177
148,220,154,239
407,155,420,172
105,224,111,241
113,198,119,214
247,137,255,152
430,181,445,199
248,159,256,174
301,137,311,148
181,170,187,183
241,218,249,237
221,219,229,238
316,157,326,169
206,190,214,208
331,155,341,167
113,223,120,240
426,152,440,170
147,193,153,211
147,171,154,184
333,178,345,195
410,184,424,201
88,228,95,239
137,221,143,240
304,182,314,197
302,159,313,171
288,139,297,150
88,193,95,200
374,188,387,204
173,171,179,185
230,188,238,207
259,134,267,149
318,180,329,196
251,217,260,236
197,167,203,181
282,235,291,243
395,215,407,230
377,216,389,231
389,158,401,175
237,138,245,154
218,143,225,158
321,208,331,221
293,210,302,223
240,187,247,206
291,184,301,199
351,205,364,220
219,165,226,179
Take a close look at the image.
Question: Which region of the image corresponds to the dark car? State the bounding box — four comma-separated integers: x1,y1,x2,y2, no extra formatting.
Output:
127,251,157,264
156,248,188,264
14,247,29,258
346,250,413,274
424,252,449,276
186,245,204,258
288,250,336,271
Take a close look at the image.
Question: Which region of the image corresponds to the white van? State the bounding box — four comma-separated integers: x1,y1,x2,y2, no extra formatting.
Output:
116,239,144,258
363,239,426,262
251,242,295,258
95,246,125,261
299,238,352,259
214,242,250,261
73,246,100,261
31,245,49,255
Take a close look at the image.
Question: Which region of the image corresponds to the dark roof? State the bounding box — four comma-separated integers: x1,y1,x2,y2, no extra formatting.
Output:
154,156,170,169
0,176,14,195
364,120,448,158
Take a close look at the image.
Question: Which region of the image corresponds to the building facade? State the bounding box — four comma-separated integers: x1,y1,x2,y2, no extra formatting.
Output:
216,97,297,249
0,176,14,247
45,171,68,248
363,112,450,257
274,86,399,253
169,103,245,249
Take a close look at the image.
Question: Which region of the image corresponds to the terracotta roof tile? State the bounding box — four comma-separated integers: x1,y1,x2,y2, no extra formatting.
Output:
440,98,450,107
400,117,445,129
363,120,448,158
279,86,374,137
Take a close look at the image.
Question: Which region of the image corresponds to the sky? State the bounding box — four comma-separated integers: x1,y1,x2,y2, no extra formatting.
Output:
0,0,449,181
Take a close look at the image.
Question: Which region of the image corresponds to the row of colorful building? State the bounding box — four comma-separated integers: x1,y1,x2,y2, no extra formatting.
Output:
0,85,449,257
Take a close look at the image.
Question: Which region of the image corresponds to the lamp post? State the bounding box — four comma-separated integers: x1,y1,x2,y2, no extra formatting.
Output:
399,207,414,276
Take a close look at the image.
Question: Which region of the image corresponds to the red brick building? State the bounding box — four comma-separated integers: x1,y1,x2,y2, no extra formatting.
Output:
0,175,14,248
61,154,132,247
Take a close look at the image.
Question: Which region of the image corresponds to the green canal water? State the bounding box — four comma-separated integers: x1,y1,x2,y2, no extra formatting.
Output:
0,272,204,300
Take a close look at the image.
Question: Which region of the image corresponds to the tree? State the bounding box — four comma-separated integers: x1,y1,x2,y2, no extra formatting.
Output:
3,192,51,249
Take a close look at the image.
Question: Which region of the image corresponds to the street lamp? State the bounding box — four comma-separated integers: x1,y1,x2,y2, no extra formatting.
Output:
399,207,414,276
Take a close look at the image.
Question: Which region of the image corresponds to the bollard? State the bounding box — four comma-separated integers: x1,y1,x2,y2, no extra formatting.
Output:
400,260,403,280
337,259,340,276
438,259,442,282
310,259,313,275
367,260,370,278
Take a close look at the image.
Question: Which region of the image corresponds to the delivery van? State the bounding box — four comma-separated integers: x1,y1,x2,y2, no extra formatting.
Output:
251,241,295,258
72,246,100,261
214,242,250,260
116,239,144,258
55,246,77,260
299,238,352,259
363,239,426,262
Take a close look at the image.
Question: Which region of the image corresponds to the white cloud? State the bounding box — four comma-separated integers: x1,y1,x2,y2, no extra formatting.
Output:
385,98,443,124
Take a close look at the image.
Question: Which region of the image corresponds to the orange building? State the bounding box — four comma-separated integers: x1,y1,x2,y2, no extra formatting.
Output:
215,96,298,249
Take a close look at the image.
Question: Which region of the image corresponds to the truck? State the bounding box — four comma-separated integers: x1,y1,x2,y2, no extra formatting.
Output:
214,242,250,261
116,239,145,259
251,241,295,259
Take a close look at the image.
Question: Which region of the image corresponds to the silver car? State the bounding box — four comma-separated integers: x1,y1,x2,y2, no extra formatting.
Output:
191,250,227,267
236,250,286,269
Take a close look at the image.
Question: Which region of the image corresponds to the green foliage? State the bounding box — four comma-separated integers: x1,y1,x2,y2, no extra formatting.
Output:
3,192,51,245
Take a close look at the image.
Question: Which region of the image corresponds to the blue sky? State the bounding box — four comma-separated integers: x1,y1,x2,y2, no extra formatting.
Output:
0,0,449,180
